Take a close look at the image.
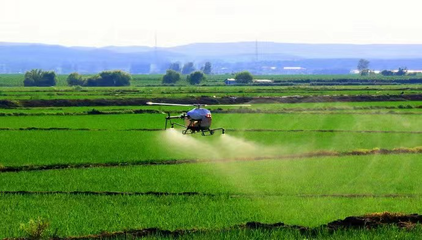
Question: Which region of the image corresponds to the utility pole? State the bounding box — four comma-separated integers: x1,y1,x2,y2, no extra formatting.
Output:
150,31,158,74
154,32,158,64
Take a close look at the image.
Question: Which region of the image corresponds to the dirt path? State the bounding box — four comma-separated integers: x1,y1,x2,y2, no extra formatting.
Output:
0,191,418,199
4,212,421,239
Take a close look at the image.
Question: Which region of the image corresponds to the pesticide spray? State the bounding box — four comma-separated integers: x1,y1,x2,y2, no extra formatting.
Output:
161,129,280,160
160,129,284,195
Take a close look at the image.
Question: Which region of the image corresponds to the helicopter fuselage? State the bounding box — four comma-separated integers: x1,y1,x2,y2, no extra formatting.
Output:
185,108,212,129
165,107,224,135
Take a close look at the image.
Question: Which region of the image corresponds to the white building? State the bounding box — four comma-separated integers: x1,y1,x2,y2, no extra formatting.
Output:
253,79,274,84
224,78,237,85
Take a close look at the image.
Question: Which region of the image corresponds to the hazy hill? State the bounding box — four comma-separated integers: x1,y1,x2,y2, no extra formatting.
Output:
0,43,184,73
1,41,422,73
166,42,422,59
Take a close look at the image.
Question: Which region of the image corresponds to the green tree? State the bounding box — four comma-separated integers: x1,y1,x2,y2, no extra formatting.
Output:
23,69,42,86
187,71,205,85
381,70,394,76
84,75,101,86
360,69,374,76
182,62,195,74
41,71,56,86
162,69,181,84
98,70,131,86
201,62,212,75
82,70,131,87
23,69,57,87
67,72,85,86
357,59,370,72
234,71,253,84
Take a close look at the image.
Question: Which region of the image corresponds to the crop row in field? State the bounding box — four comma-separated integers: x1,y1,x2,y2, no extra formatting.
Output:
0,130,421,167
3,74,422,87
1,146,421,173
1,101,422,116
3,193,422,238
2,95,422,111
3,192,422,237
19,225,422,240
3,91,422,101
6,213,422,239
2,84,422,94
1,85,422,100
0,113,420,131
1,106,422,118
2,154,421,195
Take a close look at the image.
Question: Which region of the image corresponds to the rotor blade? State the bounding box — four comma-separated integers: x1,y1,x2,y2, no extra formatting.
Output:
146,102,193,107
204,104,252,107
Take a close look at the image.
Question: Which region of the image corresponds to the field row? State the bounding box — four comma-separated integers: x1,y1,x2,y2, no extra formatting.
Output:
0,85,422,101
3,194,422,238
0,100,422,112
2,90,422,100
0,131,421,167
2,155,421,195
1,105,422,117
0,113,420,131
3,74,422,86
2,154,422,238
3,85,422,92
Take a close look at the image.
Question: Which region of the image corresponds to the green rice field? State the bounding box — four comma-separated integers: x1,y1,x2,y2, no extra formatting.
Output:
1,79,422,239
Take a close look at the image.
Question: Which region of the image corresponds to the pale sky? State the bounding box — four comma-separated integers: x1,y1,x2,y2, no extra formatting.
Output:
0,0,421,47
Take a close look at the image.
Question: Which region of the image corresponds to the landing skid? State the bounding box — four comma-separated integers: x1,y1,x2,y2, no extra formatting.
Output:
181,127,225,136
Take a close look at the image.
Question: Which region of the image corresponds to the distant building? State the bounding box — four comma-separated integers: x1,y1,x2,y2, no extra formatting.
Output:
283,67,305,70
253,79,274,84
400,70,422,74
282,66,307,74
224,78,237,85
351,70,381,74
350,69,422,74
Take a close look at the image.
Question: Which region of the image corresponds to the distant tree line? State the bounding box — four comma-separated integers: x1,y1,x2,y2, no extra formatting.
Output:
23,69,132,87
162,70,206,85
162,62,211,85
358,59,415,77
67,70,131,86
168,62,212,75
380,68,410,76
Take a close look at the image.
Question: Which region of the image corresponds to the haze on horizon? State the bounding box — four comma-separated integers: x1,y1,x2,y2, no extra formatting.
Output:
1,0,421,48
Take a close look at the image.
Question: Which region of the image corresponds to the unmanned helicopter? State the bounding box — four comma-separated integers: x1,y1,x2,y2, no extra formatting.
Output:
146,102,250,136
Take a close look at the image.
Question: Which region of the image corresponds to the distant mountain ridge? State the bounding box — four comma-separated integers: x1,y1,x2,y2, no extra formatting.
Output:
3,41,422,59
165,42,422,59
1,41,422,74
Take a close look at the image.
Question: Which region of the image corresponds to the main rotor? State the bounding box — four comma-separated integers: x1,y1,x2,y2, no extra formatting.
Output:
146,102,205,109
146,102,250,109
